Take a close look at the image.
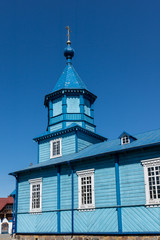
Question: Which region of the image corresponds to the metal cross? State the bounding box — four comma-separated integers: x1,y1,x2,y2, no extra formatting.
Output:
65,26,71,42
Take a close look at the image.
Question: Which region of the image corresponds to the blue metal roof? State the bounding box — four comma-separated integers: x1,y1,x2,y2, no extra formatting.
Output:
10,128,160,175
53,63,87,91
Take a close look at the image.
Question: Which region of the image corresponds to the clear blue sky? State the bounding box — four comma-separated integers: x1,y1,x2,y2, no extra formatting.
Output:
0,0,160,197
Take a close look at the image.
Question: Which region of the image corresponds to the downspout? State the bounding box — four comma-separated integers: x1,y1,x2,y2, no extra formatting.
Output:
115,154,122,233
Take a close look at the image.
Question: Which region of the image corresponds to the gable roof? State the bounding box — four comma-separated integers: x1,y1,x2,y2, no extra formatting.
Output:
119,131,137,140
10,128,160,176
0,197,13,211
53,63,87,91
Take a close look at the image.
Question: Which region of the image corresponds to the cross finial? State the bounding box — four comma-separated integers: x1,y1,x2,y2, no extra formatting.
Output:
65,26,71,45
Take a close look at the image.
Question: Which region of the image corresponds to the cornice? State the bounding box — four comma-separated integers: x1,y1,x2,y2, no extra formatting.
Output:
33,125,107,142
44,88,97,106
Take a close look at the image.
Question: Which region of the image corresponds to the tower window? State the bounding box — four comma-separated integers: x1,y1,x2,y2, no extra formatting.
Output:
121,135,130,145
50,138,62,158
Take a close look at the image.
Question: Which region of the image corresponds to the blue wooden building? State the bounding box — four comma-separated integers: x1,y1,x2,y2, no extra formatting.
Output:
10,38,160,239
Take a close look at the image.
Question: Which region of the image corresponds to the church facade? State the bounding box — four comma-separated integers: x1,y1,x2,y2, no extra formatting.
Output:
10,38,160,239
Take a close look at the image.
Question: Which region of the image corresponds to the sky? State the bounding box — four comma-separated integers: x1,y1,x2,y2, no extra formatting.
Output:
0,0,160,197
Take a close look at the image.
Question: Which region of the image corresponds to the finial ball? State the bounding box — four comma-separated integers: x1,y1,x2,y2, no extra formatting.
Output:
64,44,74,60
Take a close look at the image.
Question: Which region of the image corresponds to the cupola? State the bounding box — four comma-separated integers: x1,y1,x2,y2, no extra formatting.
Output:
44,28,97,133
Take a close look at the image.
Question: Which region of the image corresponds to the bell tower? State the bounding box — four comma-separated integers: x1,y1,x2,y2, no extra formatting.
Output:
44,28,97,133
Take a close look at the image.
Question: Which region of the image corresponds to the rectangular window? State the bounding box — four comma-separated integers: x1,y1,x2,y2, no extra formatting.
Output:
76,169,95,209
29,178,42,213
50,138,62,158
142,158,160,205
121,135,130,145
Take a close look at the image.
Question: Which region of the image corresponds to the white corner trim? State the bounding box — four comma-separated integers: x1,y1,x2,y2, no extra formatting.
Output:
76,168,95,176
141,157,160,166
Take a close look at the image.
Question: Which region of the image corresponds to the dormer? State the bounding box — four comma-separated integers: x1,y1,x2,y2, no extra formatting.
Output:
119,131,137,145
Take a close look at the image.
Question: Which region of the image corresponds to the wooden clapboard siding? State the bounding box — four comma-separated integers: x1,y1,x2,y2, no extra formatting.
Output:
119,148,160,205
122,206,160,232
49,123,62,132
17,147,160,234
77,131,101,152
39,133,76,163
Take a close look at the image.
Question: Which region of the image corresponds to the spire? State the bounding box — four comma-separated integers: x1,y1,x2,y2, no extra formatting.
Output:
64,26,74,63
52,26,87,92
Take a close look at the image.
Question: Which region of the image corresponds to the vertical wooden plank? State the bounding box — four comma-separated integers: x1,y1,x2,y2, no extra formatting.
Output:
115,154,122,233
71,167,74,234
15,175,19,234
62,94,67,129
57,166,61,233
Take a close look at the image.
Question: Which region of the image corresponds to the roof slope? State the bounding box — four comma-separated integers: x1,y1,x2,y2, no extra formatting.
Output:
10,128,160,175
0,197,13,211
53,63,87,91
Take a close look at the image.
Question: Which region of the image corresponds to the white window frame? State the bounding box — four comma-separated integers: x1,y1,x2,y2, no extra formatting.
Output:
121,135,130,145
50,138,62,159
141,157,160,206
29,178,42,213
76,169,95,210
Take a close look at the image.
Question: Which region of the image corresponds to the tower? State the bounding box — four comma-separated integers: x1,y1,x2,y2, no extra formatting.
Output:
34,29,106,163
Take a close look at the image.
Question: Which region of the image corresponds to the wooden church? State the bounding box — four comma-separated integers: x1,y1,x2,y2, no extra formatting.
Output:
10,32,160,239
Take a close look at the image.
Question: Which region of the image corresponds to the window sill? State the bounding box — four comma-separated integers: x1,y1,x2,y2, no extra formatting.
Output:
30,210,42,214
50,154,62,159
78,206,95,211
145,203,160,207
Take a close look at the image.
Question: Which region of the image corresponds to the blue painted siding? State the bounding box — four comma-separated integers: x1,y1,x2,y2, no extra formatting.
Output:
61,211,72,233
74,208,118,233
62,133,75,155
17,168,57,233
17,212,57,233
67,97,80,113
17,147,160,234
85,123,95,132
39,133,76,163
66,122,82,127
49,123,62,132
84,98,90,116
77,131,101,152
122,206,160,232
119,149,160,205
60,165,72,209
53,98,62,117
39,140,50,163
73,156,117,208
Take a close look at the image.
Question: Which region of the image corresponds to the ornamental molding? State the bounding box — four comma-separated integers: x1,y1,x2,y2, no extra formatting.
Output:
141,157,160,167
76,168,95,176
29,177,42,184
33,125,107,142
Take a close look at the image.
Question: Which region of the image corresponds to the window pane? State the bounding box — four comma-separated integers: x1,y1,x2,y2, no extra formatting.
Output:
147,166,160,201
